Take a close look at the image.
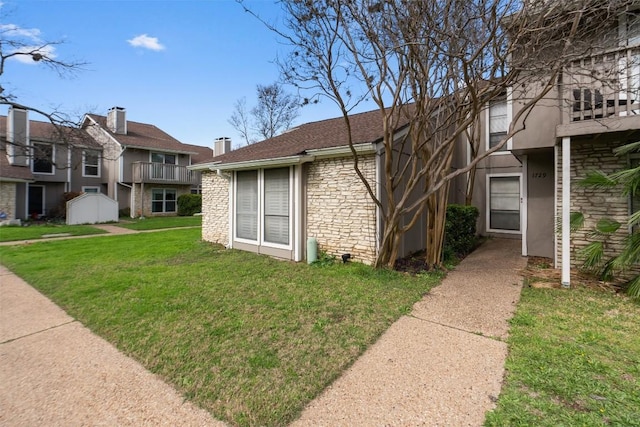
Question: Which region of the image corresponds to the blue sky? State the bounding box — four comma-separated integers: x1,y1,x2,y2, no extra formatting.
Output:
1,0,360,149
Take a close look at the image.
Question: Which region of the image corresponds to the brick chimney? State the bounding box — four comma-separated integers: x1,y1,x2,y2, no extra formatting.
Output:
213,137,231,157
6,106,29,166
106,107,127,135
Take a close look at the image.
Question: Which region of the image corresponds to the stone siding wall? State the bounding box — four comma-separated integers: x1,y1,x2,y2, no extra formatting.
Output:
0,182,17,220
306,155,378,264
201,171,230,245
557,139,639,277
132,184,191,217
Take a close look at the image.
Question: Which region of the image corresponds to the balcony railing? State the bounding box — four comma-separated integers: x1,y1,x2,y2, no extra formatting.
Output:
132,162,200,185
564,46,640,124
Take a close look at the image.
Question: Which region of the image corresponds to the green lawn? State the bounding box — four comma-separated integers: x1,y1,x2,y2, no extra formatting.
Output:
485,285,640,426
0,224,107,242
0,228,439,427
118,215,201,230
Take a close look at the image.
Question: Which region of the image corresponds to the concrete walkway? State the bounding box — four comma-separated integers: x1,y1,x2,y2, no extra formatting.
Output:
0,237,525,426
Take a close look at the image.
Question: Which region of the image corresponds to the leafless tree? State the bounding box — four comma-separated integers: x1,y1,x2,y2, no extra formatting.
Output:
242,0,632,269
229,82,300,145
1,11,90,166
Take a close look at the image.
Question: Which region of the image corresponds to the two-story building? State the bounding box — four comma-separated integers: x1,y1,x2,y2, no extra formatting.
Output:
0,106,105,221
82,107,213,217
1,106,214,222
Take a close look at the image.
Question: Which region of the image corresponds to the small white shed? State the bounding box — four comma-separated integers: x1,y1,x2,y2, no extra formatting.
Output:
66,193,118,225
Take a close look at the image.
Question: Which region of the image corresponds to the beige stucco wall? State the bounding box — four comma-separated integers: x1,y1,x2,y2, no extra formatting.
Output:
556,136,639,277
0,182,17,220
306,155,377,264
201,171,229,246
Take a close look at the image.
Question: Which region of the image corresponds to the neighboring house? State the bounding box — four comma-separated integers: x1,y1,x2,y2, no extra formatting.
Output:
192,6,640,284
0,107,104,221
462,5,640,285
82,107,213,217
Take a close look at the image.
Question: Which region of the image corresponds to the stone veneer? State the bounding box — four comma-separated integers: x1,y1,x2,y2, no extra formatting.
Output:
306,155,378,264
131,184,191,217
201,171,230,245
556,139,639,277
0,182,17,220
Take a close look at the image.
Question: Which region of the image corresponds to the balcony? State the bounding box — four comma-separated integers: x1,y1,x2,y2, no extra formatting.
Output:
558,45,640,138
132,162,200,185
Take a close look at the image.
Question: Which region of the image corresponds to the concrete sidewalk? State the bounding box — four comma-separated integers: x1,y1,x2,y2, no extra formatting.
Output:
0,238,525,426
0,265,226,427
292,238,525,426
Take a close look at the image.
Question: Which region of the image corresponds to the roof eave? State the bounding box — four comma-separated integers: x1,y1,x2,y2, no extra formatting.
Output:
305,142,377,158
196,155,316,172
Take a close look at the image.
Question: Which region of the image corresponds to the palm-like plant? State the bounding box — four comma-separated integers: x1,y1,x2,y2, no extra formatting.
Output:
571,140,640,298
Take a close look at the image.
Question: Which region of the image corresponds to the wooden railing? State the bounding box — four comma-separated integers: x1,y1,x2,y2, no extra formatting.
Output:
564,46,640,123
132,162,200,185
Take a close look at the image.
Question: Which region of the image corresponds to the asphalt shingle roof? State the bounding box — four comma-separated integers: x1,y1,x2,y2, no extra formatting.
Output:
206,107,409,166
87,114,199,154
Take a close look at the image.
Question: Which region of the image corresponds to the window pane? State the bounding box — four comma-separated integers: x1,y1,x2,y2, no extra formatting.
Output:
151,153,164,163
165,154,176,165
489,101,507,133
236,170,258,240
264,168,290,245
152,201,163,213
166,190,176,201
33,143,53,173
152,190,164,201
490,176,520,231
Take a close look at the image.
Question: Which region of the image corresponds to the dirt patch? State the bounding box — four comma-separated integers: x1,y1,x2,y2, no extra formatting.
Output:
520,257,623,293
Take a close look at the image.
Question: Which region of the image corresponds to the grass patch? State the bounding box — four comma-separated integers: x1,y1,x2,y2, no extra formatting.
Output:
0,229,439,427
0,224,106,242
118,215,201,230
485,285,640,427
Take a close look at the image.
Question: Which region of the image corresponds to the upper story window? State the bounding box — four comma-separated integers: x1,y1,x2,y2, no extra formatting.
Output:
83,150,100,177
32,142,54,174
620,11,640,46
151,152,176,164
488,100,508,152
151,152,176,180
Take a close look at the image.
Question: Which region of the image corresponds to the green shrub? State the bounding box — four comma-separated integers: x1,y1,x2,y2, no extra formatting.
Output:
444,204,479,258
177,194,202,216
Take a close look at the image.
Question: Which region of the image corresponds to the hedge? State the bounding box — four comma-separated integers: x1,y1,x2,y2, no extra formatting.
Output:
177,194,202,216
443,204,479,259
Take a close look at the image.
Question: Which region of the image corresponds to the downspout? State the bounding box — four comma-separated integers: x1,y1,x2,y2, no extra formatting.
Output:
561,136,571,288
67,148,72,192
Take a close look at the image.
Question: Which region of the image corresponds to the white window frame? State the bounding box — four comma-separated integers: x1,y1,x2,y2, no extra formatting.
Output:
32,142,55,175
151,188,177,213
82,186,100,193
233,167,294,250
486,173,522,234
485,89,513,155
82,149,101,178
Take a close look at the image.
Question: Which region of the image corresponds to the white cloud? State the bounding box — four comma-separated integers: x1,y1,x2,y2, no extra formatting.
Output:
0,24,42,41
0,23,55,64
127,34,165,51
